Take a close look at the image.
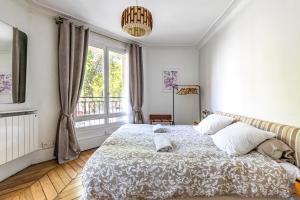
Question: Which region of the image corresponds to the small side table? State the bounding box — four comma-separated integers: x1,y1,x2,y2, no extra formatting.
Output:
149,114,173,125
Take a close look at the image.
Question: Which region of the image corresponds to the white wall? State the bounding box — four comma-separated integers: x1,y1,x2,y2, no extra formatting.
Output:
0,51,13,103
199,0,300,127
0,0,60,180
144,47,200,124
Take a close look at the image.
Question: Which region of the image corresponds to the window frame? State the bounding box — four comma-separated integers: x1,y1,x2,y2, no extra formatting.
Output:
75,40,127,129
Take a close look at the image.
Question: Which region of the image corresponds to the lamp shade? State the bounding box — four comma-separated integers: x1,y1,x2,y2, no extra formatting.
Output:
121,6,153,37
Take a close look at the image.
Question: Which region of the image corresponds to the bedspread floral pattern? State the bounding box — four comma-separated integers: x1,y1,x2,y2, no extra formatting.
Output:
82,124,292,200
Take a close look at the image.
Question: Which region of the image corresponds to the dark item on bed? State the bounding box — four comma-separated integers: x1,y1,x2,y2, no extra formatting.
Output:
149,114,173,125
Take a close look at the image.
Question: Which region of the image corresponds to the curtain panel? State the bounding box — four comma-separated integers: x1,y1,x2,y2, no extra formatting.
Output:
54,19,89,164
129,44,144,124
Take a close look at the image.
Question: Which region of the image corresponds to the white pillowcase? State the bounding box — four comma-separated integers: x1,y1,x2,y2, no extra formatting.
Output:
279,162,300,183
211,122,276,156
193,114,234,135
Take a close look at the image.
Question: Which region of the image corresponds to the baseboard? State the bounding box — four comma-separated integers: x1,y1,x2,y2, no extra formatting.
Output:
78,134,109,151
77,124,121,151
0,148,55,181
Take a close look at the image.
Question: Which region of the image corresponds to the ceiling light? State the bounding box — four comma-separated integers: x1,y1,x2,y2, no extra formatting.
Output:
121,5,153,37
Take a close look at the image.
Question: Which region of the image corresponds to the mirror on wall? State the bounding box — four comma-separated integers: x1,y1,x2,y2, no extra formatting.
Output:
0,20,27,104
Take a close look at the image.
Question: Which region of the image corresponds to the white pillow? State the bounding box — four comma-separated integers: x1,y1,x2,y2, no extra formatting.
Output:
211,122,276,156
193,114,234,135
279,162,300,183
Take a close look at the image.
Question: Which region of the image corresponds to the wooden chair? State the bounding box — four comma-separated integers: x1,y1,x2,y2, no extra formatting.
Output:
149,114,173,125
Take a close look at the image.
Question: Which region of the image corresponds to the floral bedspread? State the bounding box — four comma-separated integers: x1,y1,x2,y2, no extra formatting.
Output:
82,124,292,200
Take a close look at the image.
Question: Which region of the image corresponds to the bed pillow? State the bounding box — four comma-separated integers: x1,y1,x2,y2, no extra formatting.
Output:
279,162,300,182
211,122,276,156
193,114,234,135
256,138,295,164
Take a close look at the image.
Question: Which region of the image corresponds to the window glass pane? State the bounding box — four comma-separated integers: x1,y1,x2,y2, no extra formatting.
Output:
76,46,105,117
76,44,128,128
109,51,125,114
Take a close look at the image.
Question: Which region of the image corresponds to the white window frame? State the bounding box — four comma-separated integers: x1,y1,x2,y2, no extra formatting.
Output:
75,40,127,130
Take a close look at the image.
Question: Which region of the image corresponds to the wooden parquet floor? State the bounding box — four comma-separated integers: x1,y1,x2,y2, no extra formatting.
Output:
0,148,291,200
0,149,96,200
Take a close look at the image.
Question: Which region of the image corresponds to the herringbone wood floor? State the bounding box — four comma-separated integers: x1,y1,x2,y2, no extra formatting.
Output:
0,148,292,200
0,149,96,200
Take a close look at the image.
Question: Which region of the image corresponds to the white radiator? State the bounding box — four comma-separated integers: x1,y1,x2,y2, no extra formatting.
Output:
0,111,38,165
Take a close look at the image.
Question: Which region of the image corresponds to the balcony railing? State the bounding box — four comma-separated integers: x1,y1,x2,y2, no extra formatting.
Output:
76,97,124,117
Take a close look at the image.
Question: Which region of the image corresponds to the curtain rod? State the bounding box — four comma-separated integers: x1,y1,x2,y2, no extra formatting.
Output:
90,30,129,45
55,16,136,45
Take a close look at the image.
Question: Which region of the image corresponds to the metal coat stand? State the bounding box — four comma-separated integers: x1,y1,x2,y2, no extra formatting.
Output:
172,84,201,125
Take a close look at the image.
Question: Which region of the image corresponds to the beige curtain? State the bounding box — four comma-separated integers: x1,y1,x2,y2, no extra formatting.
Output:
54,19,89,164
129,44,144,124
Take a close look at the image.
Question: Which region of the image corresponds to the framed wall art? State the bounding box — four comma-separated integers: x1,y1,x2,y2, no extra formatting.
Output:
162,68,179,92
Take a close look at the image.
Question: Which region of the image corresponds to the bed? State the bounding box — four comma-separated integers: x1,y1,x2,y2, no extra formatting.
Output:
82,113,299,200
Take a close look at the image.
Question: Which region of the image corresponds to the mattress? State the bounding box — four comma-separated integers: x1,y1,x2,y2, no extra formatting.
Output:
82,124,293,200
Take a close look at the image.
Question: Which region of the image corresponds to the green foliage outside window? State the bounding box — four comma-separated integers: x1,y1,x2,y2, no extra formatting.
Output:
82,47,123,98
109,52,123,97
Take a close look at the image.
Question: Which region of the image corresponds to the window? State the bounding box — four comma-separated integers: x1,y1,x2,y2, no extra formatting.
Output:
75,44,127,128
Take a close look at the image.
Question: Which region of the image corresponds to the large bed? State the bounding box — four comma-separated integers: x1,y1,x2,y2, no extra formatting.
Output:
81,112,300,200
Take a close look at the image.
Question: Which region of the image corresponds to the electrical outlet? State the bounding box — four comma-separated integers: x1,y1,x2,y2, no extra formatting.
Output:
42,141,55,149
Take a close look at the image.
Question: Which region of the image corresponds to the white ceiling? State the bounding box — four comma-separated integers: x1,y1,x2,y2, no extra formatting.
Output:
31,0,233,46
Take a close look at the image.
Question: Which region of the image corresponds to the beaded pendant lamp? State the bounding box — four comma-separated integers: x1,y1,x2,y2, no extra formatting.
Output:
121,1,153,37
